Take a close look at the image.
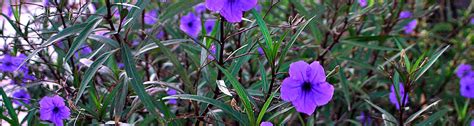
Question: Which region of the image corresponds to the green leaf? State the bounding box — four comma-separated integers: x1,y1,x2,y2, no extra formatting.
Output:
88,34,120,48
405,100,441,125
120,45,160,117
341,41,397,51
414,45,450,81
75,50,116,104
216,65,256,126
364,99,398,126
18,23,88,70
415,108,448,126
251,9,274,61
163,94,248,124
256,92,275,125
0,88,20,126
152,38,193,93
64,18,103,63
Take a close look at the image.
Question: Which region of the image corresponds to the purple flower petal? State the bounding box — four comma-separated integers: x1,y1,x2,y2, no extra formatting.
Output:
399,11,412,19
389,84,409,109
237,0,258,11
457,64,472,78
195,3,207,14
293,91,318,115
311,82,334,106
260,121,273,126
309,61,326,83
220,2,244,23
280,78,303,101
288,61,310,81
358,0,367,7
205,0,225,11
404,20,417,34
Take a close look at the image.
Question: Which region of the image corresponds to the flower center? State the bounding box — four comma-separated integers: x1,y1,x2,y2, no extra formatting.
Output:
302,82,312,92
53,107,60,113
466,85,471,91
4,61,13,66
187,22,193,27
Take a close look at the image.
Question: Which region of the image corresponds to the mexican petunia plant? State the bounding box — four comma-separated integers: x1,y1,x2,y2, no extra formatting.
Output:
0,0,473,126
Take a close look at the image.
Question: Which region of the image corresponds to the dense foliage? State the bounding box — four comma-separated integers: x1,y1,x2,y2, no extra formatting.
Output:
0,0,474,125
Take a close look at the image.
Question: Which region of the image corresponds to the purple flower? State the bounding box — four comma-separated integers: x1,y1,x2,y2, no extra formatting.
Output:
205,20,216,35
358,112,372,126
404,20,417,34
0,54,26,72
470,18,474,25
205,0,258,23
457,64,473,78
208,45,216,60
195,3,207,14
167,89,177,104
144,9,158,25
43,0,50,7
12,89,30,105
39,95,71,126
260,121,273,126
180,13,201,38
399,11,412,19
471,120,474,126
389,84,409,110
280,61,334,115
257,47,264,56
460,77,474,98
358,0,367,7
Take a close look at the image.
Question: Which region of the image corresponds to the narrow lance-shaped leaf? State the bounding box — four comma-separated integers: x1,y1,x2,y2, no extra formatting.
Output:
216,65,256,126
75,50,116,104
63,18,103,63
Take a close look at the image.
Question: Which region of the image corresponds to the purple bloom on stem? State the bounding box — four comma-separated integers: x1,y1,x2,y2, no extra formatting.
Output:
205,0,258,23
12,89,30,105
280,61,334,115
205,20,216,35
460,77,474,98
208,45,216,60
389,84,409,110
39,95,71,126
399,11,412,19
43,0,50,7
358,112,372,126
195,3,207,14
144,9,158,25
0,54,26,72
257,47,264,56
404,20,417,34
260,121,273,126
180,13,201,38
167,89,177,104
457,64,473,78
358,0,367,7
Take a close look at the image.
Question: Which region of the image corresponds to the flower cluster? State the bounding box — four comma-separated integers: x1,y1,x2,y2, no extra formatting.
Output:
456,64,474,98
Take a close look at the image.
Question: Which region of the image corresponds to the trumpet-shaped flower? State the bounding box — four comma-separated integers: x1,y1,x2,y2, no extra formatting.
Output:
280,61,334,115
389,84,409,109
39,95,71,126
205,0,258,23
